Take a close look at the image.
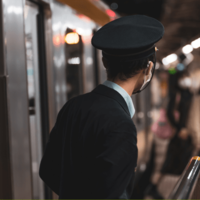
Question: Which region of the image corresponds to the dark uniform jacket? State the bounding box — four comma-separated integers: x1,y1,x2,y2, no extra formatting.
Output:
39,84,138,199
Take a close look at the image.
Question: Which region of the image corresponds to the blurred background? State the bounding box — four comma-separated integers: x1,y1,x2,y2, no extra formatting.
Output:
1,0,200,199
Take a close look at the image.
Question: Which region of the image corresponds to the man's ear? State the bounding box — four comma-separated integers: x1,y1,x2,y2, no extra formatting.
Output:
145,61,153,75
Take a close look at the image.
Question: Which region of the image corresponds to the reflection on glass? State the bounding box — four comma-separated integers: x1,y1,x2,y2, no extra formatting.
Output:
24,1,44,199
65,28,84,100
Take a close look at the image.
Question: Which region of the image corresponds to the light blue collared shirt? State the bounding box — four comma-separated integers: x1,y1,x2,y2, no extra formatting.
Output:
102,80,135,118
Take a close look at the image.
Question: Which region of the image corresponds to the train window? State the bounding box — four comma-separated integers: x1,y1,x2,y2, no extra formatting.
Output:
24,1,44,199
65,28,84,100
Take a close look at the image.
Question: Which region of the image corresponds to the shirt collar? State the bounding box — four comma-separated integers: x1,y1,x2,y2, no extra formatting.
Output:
102,80,135,118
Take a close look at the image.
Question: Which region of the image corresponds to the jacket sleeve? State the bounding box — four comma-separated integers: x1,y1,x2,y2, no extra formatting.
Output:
39,101,69,195
92,130,138,199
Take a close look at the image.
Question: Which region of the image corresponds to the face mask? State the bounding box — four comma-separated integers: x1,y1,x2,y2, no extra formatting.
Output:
140,62,152,91
132,56,156,95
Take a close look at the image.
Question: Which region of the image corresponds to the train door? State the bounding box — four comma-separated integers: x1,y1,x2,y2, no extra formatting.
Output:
65,28,84,99
24,1,51,199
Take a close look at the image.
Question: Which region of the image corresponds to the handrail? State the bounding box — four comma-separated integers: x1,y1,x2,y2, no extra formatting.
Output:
168,156,200,199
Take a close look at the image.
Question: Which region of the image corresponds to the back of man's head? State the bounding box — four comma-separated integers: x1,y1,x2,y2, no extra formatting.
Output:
102,53,156,81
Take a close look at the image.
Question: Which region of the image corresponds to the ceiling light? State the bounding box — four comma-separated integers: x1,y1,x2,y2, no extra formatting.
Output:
176,63,185,71
68,57,80,65
191,38,200,49
65,32,79,44
182,44,193,54
106,9,116,17
162,54,177,65
168,68,177,74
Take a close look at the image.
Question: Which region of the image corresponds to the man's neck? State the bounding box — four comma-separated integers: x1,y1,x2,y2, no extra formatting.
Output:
108,78,137,96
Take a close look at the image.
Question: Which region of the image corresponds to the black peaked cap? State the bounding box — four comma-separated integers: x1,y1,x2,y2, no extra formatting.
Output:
92,15,164,60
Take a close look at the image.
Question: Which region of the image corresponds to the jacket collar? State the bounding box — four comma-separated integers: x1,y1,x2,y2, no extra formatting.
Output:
91,84,130,117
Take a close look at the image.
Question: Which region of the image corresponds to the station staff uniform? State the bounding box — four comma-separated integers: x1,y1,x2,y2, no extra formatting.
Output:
103,80,135,118
39,14,164,199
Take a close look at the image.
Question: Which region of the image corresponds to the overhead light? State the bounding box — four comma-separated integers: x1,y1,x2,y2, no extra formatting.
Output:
176,63,185,71
168,68,177,75
52,22,61,31
65,32,79,44
106,9,116,17
76,28,92,36
77,14,91,22
53,35,61,46
86,57,93,65
182,44,193,54
191,38,200,49
162,54,177,65
7,6,22,15
68,57,80,65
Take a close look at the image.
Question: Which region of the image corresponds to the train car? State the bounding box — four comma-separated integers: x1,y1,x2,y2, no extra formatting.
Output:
0,0,110,198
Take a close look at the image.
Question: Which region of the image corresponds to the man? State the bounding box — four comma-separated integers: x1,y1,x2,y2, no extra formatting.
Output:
39,14,164,199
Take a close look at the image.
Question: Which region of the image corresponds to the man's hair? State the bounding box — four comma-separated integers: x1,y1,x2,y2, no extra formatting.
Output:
103,53,156,81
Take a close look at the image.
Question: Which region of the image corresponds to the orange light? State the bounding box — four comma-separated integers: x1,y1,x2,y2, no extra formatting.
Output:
65,32,79,44
155,47,159,52
77,14,91,22
82,35,92,44
106,9,116,17
53,35,61,46
61,35,65,44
